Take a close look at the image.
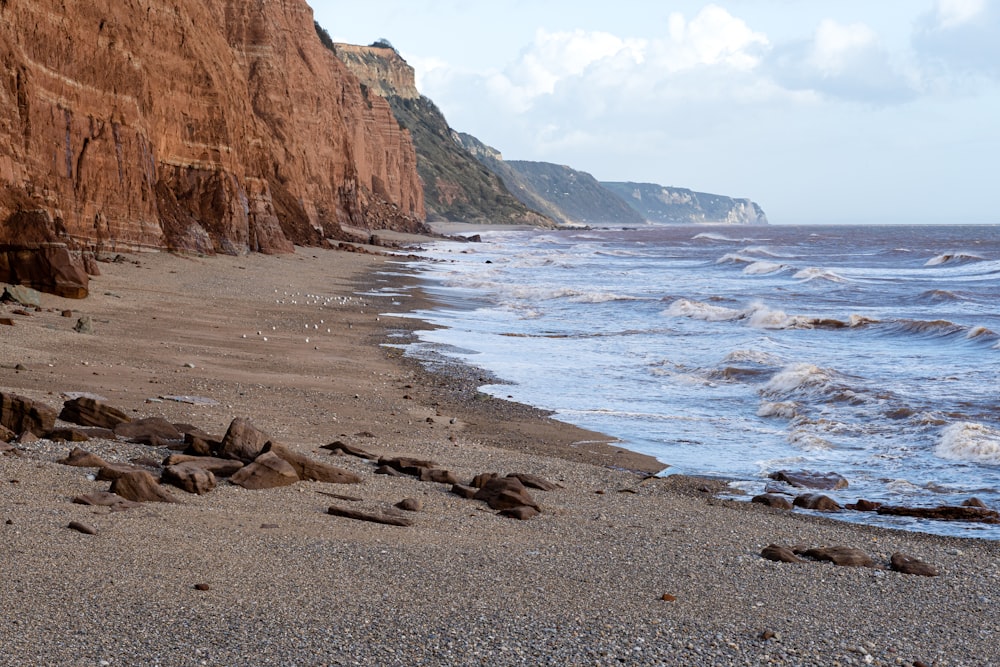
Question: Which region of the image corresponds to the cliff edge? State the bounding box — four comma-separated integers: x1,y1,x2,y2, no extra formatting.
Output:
602,182,768,225
332,43,552,227
0,0,426,296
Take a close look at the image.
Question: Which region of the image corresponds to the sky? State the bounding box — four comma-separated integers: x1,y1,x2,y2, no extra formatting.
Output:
312,1,1000,225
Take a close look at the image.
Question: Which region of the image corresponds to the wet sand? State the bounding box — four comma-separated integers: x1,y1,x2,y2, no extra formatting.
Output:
1,242,998,666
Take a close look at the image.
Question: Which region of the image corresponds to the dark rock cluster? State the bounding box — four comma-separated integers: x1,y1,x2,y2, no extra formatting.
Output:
753,468,999,525
761,543,939,576
2,390,561,529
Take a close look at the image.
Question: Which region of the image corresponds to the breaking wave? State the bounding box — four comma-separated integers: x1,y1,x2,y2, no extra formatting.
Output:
664,299,873,331
925,252,985,266
880,318,999,345
935,423,1000,464
693,232,739,242
788,428,833,451
664,299,743,321
793,267,849,283
722,349,785,366
917,289,964,303
716,253,754,265
761,363,868,404
741,246,789,258
743,261,788,275
758,401,799,419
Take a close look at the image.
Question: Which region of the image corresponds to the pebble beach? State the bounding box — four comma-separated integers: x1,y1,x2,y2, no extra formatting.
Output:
1,241,999,667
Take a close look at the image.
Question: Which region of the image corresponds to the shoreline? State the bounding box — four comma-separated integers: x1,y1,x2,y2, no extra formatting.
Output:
370,255,669,477
2,242,999,665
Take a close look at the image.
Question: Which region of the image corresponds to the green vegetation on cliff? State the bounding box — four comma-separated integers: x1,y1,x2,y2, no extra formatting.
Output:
456,133,643,226
387,96,552,225
328,41,552,226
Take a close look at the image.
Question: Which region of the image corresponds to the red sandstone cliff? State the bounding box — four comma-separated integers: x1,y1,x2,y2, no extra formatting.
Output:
0,0,425,291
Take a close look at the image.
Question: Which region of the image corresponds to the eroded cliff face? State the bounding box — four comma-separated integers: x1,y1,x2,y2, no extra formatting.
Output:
334,43,553,226
333,44,420,101
0,0,425,270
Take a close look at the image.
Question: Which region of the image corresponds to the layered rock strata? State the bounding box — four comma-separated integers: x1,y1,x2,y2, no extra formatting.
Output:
0,0,426,293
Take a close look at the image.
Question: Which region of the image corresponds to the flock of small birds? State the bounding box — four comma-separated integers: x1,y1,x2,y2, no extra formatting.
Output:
235,290,371,349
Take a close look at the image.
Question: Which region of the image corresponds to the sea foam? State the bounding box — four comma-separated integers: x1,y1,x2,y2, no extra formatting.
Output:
793,267,848,283
743,261,787,275
664,299,743,321
935,423,1000,464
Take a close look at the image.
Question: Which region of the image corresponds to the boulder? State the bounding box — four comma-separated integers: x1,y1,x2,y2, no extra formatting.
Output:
73,316,94,334
109,470,179,503
217,418,271,463
418,468,458,485
769,470,849,490
450,484,478,499
320,441,378,459
78,427,117,440
72,492,123,515
183,432,219,456
97,463,148,481
83,253,101,276
760,544,803,563
67,521,97,535
377,456,439,476
46,428,91,442
162,455,244,477
474,476,540,511
0,245,89,298
506,473,561,491
471,472,499,489
57,447,109,468
796,546,873,568
0,391,58,436
264,442,362,484
845,499,882,512
500,505,540,520
890,552,939,577
0,424,14,443
130,455,163,468
230,451,299,490
876,504,1000,524
395,498,423,512
59,397,131,429
752,494,794,510
793,493,842,512
1,284,42,307
162,463,217,495
114,418,183,445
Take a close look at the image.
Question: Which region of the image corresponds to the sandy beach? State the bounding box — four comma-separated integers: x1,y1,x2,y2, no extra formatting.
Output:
1,241,998,667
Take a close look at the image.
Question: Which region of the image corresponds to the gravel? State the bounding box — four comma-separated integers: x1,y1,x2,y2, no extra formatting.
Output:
1,248,998,666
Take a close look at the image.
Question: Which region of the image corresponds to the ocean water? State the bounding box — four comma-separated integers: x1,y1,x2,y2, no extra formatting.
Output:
386,224,1000,538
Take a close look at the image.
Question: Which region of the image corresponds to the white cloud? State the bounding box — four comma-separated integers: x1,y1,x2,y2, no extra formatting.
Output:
407,55,451,92
489,29,645,112
657,4,769,72
471,5,768,114
809,19,880,74
935,0,987,29
915,0,1000,80
766,18,917,104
